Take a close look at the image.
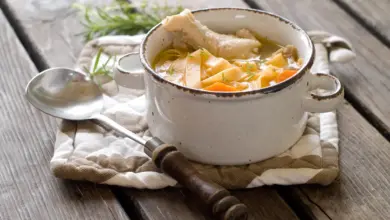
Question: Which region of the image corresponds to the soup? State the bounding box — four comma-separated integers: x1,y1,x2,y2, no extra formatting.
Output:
152,9,303,92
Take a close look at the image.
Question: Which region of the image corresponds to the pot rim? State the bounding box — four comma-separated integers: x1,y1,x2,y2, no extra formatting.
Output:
140,7,315,98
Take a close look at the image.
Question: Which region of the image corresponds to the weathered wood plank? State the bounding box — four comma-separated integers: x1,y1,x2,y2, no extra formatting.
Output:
119,188,299,220
334,0,390,46
1,0,300,219
298,101,390,219
250,0,390,138
249,0,390,218
0,10,129,220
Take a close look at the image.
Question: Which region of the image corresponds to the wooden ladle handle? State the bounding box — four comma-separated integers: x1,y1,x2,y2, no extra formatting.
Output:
146,137,249,220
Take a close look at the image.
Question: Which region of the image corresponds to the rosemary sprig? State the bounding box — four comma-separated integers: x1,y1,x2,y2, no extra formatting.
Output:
83,47,116,88
73,0,184,42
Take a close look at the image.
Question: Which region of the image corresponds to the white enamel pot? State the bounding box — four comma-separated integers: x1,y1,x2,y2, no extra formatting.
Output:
116,8,344,165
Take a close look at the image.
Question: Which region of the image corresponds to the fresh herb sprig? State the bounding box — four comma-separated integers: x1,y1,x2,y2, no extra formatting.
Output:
73,0,184,42
83,47,116,87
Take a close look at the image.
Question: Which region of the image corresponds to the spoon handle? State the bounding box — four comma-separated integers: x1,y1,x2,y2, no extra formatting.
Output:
92,114,248,220
146,137,249,220
92,114,147,146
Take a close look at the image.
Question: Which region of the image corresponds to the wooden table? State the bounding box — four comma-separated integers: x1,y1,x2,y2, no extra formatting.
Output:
1,0,390,219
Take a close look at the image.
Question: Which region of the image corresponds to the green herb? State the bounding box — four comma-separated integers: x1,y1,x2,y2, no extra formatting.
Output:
245,62,257,81
187,53,194,58
167,64,175,75
200,48,208,60
247,74,256,81
222,73,227,82
73,0,184,42
83,47,116,86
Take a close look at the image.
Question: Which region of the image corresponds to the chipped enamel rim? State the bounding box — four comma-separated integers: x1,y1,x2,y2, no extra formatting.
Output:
140,7,315,97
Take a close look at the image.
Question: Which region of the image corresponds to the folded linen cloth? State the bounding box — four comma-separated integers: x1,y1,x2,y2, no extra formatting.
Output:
51,31,355,189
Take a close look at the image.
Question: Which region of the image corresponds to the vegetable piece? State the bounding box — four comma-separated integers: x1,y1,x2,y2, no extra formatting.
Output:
205,58,232,77
185,50,202,88
260,67,278,81
257,75,271,88
266,53,288,67
233,61,258,72
255,67,278,88
201,67,244,86
276,69,297,83
204,82,238,92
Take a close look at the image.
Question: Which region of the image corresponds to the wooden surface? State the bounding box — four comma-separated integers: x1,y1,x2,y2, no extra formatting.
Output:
251,0,390,139
334,0,390,45
120,188,299,220
250,0,390,219
0,10,128,220
0,0,299,219
2,0,390,219
298,101,390,219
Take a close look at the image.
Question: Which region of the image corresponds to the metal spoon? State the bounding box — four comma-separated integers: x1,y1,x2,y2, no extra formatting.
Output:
25,67,248,220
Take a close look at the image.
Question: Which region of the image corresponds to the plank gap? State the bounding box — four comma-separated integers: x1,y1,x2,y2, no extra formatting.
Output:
276,186,321,220
341,84,390,140
112,187,144,220
332,0,390,50
0,1,49,70
244,0,390,142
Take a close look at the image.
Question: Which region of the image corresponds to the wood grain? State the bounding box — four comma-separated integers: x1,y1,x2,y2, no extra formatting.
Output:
0,10,128,220
334,0,390,45
119,188,299,220
251,0,390,140
0,0,301,219
248,1,390,218
297,101,390,219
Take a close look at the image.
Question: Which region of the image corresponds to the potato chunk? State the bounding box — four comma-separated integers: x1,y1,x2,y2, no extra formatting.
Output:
266,53,288,67
201,67,244,86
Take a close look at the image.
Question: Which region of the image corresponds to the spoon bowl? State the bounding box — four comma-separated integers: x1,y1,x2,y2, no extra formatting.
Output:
24,66,249,220
25,67,103,121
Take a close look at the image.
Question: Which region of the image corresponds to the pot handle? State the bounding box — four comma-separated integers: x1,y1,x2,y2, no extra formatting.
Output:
114,52,145,90
302,73,344,113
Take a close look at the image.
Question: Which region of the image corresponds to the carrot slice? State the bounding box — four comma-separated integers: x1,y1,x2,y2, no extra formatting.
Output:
204,82,238,92
276,69,297,83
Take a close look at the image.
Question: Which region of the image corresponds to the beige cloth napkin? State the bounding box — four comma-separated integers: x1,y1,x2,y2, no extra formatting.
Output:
51,31,355,189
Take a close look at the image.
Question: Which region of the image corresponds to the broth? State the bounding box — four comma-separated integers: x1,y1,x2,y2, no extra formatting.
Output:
152,9,303,92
